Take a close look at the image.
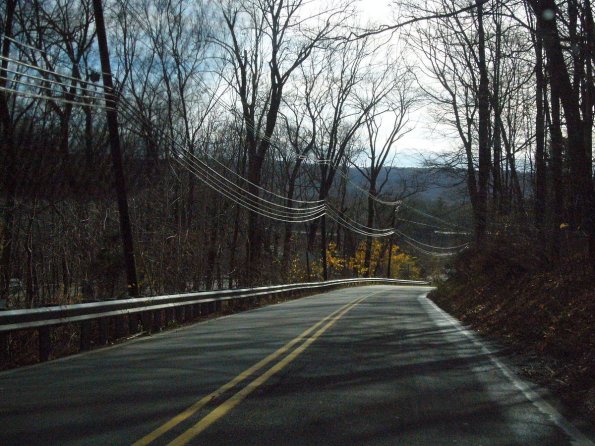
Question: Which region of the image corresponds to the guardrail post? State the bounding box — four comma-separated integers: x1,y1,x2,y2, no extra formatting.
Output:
0,333,8,363
99,318,109,345
80,321,91,351
152,310,162,332
201,302,209,316
129,314,140,334
140,312,152,332
165,308,175,325
175,306,184,323
39,326,50,362
116,316,127,339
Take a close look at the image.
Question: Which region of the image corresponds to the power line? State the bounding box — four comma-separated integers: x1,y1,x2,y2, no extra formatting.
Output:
399,202,468,230
7,6,460,228
326,206,395,238
2,28,473,247
0,84,115,112
2,49,323,217
0,74,106,104
326,203,394,235
399,238,467,257
23,1,326,209
394,229,469,251
0,53,105,92
2,73,465,239
116,99,326,214
1,61,323,222
117,108,325,222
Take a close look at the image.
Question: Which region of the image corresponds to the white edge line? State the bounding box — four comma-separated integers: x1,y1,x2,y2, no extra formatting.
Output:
422,294,594,446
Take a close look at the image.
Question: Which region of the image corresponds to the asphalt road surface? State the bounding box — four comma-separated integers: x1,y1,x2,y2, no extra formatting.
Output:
0,285,592,445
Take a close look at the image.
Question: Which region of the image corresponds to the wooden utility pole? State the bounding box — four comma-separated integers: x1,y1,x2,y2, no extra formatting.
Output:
92,0,139,297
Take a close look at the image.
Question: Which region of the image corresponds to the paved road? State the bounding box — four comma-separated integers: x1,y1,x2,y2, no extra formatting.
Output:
0,285,592,445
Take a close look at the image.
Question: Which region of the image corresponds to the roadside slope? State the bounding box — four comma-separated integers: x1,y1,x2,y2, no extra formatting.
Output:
429,248,594,423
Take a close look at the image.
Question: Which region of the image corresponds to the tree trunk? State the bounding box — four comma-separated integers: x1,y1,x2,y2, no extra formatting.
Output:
84,103,94,172
205,212,219,291
492,9,503,214
364,188,376,277
548,89,564,261
476,0,491,247
244,152,265,287
320,214,328,281
534,18,547,246
281,166,300,281
582,0,595,267
228,205,241,288
529,0,593,264
0,0,17,301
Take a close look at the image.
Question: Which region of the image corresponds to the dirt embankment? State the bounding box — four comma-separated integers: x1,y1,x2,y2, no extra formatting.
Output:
429,246,594,423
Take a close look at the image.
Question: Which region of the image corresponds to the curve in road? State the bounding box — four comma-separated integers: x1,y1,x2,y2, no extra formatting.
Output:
0,285,592,445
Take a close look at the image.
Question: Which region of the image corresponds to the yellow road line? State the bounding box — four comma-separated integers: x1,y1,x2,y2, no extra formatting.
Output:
167,294,370,446
133,292,374,446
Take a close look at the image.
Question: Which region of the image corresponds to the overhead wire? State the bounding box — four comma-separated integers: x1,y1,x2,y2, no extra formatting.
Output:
325,203,394,235
393,229,469,251
0,84,115,112
395,216,461,231
6,10,472,237
2,31,472,245
0,74,107,105
399,202,468,230
113,108,326,225
399,238,466,257
115,98,326,216
111,0,462,227
3,36,326,213
0,53,105,92
326,208,395,238
169,158,325,222
1,34,121,80
1,64,102,94
0,71,314,222
109,0,333,205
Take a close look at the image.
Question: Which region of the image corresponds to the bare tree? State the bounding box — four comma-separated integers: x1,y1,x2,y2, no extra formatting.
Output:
216,0,350,285
306,37,395,279
354,64,416,275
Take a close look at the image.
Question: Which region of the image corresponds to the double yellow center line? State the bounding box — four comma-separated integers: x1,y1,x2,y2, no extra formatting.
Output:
133,292,376,446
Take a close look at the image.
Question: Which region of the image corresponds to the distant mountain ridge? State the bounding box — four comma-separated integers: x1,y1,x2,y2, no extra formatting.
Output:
345,167,469,204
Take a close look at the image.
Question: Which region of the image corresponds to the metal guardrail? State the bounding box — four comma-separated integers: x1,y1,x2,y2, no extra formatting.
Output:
0,278,429,363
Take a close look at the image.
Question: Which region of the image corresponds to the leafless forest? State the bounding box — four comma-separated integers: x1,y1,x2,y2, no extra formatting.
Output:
0,0,593,309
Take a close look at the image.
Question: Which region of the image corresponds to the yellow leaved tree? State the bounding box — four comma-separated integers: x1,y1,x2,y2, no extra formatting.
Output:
287,241,420,282
326,241,345,272
348,240,421,279
388,245,422,279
